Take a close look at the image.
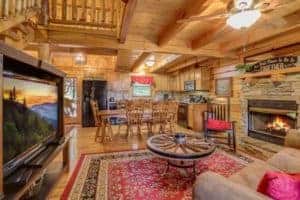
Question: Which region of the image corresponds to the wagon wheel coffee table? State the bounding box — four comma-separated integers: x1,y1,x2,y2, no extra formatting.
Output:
147,133,216,178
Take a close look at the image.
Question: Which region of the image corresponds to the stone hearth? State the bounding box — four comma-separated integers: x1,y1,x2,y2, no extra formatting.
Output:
240,74,300,145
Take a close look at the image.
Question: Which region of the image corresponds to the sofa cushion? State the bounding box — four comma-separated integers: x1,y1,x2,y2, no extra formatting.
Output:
229,160,279,190
194,171,269,200
267,148,300,173
257,171,300,200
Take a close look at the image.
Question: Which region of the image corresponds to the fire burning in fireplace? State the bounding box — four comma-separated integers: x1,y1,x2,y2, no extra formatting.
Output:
266,116,291,135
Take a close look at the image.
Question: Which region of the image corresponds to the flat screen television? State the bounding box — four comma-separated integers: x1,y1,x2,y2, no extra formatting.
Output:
3,71,58,176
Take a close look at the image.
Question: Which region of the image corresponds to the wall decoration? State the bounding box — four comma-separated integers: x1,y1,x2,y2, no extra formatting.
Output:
250,56,298,73
215,78,232,97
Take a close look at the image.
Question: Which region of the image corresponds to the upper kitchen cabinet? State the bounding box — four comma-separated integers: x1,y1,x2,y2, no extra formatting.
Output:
195,66,210,91
154,75,169,91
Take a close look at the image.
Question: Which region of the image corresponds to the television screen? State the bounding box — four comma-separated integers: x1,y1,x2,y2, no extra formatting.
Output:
132,83,151,97
3,72,58,165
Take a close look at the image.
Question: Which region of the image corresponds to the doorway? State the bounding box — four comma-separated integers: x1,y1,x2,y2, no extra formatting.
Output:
82,80,107,127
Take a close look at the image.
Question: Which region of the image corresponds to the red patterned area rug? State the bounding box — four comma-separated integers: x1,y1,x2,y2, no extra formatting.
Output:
61,150,252,200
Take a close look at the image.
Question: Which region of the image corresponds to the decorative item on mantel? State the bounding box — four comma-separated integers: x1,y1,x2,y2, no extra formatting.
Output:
240,56,300,86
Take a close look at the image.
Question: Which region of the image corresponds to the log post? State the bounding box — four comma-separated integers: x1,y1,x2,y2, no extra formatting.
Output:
40,0,49,25
38,43,51,63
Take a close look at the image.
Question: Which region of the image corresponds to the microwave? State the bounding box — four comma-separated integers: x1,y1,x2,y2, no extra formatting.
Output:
184,80,195,91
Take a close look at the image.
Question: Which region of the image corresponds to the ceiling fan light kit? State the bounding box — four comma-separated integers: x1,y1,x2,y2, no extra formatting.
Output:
226,9,261,29
145,55,156,67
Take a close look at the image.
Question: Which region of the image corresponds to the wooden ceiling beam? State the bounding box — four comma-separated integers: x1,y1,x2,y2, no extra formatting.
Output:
236,27,300,60
150,55,191,73
166,56,207,73
34,28,230,57
191,20,225,49
157,0,209,47
119,0,137,43
25,44,118,56
130,52,152,72
243,43,300,62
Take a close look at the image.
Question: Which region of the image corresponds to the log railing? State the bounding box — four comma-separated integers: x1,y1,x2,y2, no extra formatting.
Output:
48,0,124,31
0,0,42,19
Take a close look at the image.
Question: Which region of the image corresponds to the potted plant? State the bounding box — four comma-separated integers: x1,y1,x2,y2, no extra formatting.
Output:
235,64,253,73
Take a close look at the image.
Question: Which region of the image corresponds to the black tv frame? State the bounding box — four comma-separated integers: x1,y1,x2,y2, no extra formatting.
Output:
0,44,65,186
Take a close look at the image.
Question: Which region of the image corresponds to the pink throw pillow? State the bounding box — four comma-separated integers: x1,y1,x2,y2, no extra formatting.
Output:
257,171,300,200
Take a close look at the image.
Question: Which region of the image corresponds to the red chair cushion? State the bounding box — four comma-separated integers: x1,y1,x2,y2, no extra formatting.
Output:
206,119,232,131
257,171,300,200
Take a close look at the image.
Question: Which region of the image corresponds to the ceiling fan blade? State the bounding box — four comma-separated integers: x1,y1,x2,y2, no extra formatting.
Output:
177,13,229,23
260,3,287,13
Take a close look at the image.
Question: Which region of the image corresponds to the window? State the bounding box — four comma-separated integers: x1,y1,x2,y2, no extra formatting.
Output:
64,77,77,118
132,83,151,97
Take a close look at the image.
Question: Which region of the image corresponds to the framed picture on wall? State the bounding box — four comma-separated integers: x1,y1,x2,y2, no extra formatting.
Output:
215,77,232,97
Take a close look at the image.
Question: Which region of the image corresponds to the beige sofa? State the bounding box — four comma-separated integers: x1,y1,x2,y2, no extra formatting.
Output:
193,130,300,200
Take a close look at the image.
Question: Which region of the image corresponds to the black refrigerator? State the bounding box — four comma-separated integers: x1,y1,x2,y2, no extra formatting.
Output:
82,80,107,127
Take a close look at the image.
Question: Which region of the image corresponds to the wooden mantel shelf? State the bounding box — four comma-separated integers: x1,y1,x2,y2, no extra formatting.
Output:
240,66,300,79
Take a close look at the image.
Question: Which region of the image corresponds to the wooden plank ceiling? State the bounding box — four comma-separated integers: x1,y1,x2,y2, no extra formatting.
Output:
1,0,300,73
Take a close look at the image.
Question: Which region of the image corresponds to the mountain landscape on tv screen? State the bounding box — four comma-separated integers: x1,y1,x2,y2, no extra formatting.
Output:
31,103,58,129
3,100,57,164
3,76,58,164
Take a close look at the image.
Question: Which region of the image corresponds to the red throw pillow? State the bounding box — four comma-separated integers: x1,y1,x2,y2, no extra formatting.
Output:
257,171,300,200
206,119,232,131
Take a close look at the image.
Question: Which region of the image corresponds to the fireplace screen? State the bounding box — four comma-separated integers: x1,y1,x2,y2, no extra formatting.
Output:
249,112,296,137
248,100,298,144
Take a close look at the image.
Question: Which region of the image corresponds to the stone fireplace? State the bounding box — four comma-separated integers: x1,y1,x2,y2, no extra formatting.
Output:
248,99,298,145
240,73,300,145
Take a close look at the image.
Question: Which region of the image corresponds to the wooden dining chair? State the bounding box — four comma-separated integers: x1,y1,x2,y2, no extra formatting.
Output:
115,100,128,135
165,101,179,134
204,102,236,151
126,104,144,137
90,100,113,142
151,102,168,134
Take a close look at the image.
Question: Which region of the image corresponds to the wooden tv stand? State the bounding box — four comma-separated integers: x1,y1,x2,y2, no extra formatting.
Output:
4,135,71,200
0,42,67,199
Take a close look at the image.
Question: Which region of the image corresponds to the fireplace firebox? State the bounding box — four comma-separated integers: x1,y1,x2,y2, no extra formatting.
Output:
248,100,298,145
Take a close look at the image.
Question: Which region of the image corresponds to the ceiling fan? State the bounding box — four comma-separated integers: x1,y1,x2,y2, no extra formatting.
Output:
178,0,287,29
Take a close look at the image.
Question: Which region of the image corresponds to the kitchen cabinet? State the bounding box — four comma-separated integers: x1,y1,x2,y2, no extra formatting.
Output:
187,103,208,132
154,75,169,91
195,66,210,91
168,75,178,91
188,104,194,129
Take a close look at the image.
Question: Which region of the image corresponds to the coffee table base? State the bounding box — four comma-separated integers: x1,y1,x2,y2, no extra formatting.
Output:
164,160,197,179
